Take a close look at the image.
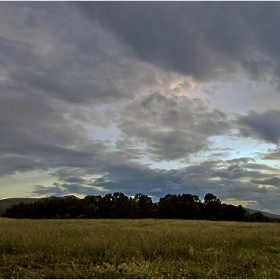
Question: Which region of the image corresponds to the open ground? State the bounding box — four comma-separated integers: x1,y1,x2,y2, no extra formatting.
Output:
1,218,280,278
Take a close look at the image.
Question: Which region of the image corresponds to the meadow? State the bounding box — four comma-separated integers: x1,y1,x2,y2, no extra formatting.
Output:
1,218,280,278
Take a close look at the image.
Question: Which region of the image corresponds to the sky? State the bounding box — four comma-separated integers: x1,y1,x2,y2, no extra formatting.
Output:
1,2,280,213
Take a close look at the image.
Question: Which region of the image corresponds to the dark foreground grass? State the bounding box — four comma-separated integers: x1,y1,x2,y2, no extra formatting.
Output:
1,219,280,278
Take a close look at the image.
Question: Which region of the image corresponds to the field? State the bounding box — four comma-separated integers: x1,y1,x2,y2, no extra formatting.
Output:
1,219,280,278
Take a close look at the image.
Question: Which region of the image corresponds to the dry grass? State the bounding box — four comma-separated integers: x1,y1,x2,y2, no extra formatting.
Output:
1,218,280,278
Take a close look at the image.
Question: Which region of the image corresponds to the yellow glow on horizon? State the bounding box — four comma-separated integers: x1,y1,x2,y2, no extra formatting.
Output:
0,170,58,199
223,199,257,207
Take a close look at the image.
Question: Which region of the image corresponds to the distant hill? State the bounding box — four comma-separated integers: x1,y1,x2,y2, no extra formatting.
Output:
245,208,280,220
0,198,41,214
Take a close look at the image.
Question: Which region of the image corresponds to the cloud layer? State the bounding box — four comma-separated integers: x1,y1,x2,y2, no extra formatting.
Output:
78,2,280,81
1,2,280,214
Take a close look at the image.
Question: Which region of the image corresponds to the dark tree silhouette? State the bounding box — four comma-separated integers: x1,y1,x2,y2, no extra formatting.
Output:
1,192,267,222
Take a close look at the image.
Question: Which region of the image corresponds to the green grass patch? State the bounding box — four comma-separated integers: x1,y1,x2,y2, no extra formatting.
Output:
0,219,280,278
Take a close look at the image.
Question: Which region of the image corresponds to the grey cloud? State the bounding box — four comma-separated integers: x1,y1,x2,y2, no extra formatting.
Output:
246,190,280,214
0,128,107,175
262,149,280,160
0,155,47,176
226,157,255,165
33,164,175,198
63,177,87,184
1,2,280,214
118,93,232,161
0,2,151,106
226,183,269,200
93,177,106,183
77,2,280,81
246,4,280,75
33,184,66,197
237,110,280,144
3,38,129,105
33,181,108,197
243,163,279,172
30,157,276,206
0,92,100,172
0,36,35,68
227,164,246,172
60,183,101,195
251,177,280,187
12,71,84,104
0,12,131,177
209,159,277,181
213,169,271,181
33,157,216,199
198,160,225,170
76,2,208,79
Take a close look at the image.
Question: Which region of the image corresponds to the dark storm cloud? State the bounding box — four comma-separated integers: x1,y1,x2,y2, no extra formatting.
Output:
77,2,280,80
76,2,225,79
0,36,36,68
0,43,77,109
1,35,129,105
0,2,156,179
0,2,150,107
12,70,85,104
237,110,280,144
0,36,66,98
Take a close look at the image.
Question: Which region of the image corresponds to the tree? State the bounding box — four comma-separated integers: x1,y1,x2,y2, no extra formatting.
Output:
133,193,153,218
204,193,220,203
109,192,134,218
0,192,260,223
98,193,114,218
158,194,180,219
203,193,222,220
244,211,270,222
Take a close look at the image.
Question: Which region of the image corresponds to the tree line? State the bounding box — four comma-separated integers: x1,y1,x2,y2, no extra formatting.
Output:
2,192,271,222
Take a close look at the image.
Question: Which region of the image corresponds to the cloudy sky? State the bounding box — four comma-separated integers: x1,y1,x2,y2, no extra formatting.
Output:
1,2,280,213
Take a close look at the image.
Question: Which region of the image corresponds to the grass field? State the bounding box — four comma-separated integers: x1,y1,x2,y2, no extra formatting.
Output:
1,218,280,278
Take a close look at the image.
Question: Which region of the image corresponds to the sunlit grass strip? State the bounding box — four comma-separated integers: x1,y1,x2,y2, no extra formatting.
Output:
1,219,280,278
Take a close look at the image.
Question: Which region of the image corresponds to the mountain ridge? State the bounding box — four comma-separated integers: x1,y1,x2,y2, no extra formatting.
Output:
245,208,280,219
